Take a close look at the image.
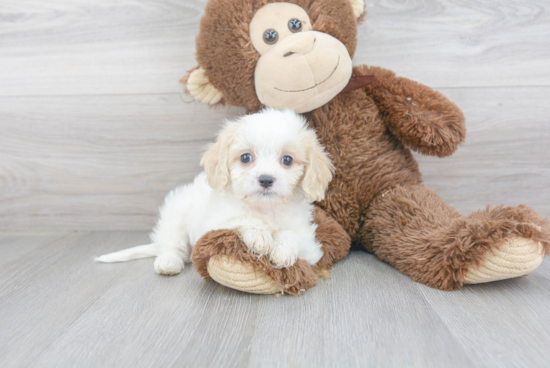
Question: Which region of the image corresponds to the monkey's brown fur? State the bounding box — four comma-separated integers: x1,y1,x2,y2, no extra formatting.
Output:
190,0,550,292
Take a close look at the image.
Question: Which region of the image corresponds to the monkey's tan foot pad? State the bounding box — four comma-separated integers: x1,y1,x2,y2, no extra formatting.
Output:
207,255,281,294
464,237,544,284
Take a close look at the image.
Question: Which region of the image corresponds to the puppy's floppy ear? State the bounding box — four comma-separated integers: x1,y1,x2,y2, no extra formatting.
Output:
301,130,334,203
181,67,224,105
201,121,240,192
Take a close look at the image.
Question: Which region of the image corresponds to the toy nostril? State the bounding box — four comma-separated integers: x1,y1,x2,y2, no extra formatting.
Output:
259,175,275,188
284,52,294,57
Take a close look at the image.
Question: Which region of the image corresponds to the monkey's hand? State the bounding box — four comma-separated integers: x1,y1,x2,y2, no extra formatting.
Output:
358,65,466,158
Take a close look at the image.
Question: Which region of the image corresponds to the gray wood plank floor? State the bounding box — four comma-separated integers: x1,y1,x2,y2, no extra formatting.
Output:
1,232,549,367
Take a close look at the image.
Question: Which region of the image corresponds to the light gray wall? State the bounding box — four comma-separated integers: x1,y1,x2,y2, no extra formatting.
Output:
1,0,549,230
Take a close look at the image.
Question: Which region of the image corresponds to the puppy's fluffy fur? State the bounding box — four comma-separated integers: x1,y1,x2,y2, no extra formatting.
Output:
96,108,334,274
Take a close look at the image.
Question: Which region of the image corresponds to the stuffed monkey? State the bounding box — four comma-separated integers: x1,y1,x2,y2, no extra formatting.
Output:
183,0,549,294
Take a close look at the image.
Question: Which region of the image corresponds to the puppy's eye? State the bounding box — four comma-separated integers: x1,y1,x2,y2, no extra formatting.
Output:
288,19,302,33
282,156,293,166
240,153,252,164
263,29,278,44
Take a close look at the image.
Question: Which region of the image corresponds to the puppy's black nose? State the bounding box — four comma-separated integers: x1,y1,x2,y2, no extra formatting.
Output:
259,175,274,188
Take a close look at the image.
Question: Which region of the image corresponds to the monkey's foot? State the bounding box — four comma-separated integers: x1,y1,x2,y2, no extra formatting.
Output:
192,208,350,295
207,255,280,294
464,236,544,284
192,229,321,295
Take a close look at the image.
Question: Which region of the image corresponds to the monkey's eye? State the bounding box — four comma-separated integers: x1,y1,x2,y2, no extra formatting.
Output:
282,156,293,166
263,29,279,44
288,19,302,33
241,153,252,164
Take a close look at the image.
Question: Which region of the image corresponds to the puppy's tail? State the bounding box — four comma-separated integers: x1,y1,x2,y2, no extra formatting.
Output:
95,244,157,263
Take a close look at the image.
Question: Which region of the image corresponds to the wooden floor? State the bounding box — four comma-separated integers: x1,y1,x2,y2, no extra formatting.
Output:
0,231,549,367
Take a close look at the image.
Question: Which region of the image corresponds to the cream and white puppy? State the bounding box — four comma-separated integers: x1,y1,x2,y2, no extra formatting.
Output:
96,108,333,274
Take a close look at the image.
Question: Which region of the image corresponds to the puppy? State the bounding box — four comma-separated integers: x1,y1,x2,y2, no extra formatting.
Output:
96,108,333,274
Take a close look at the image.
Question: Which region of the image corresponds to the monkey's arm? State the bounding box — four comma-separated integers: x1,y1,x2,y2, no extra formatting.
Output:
358,65,466,158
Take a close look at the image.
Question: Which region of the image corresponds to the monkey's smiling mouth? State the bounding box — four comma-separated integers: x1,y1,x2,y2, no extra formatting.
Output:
274,55,340,93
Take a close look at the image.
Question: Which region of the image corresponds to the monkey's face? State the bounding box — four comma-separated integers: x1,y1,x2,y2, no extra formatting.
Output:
250,3,353,113
189,0,363,112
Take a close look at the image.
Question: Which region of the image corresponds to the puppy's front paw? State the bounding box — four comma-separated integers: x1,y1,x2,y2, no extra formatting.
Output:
269,243,298,269
241,228,273,256
154,253,184,275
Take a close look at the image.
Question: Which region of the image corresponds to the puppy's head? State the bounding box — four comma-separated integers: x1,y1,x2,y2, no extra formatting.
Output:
201,108,333,204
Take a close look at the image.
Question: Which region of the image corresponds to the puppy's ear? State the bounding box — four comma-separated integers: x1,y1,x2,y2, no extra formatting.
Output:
201,122,240,192
181,67,224,106
302,130,334,203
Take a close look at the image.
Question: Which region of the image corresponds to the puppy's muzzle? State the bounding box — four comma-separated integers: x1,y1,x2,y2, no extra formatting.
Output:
259,175,275,189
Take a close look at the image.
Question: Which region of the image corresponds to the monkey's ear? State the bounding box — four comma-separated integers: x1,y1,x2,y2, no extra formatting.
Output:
349,0,365,18
184,67,224,105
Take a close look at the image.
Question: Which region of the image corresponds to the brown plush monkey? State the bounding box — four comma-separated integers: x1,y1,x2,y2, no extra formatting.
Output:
185,0,549,294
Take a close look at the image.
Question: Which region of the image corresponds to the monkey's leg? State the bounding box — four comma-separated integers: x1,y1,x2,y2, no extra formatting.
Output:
191,207,351,295
360,185,549,290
